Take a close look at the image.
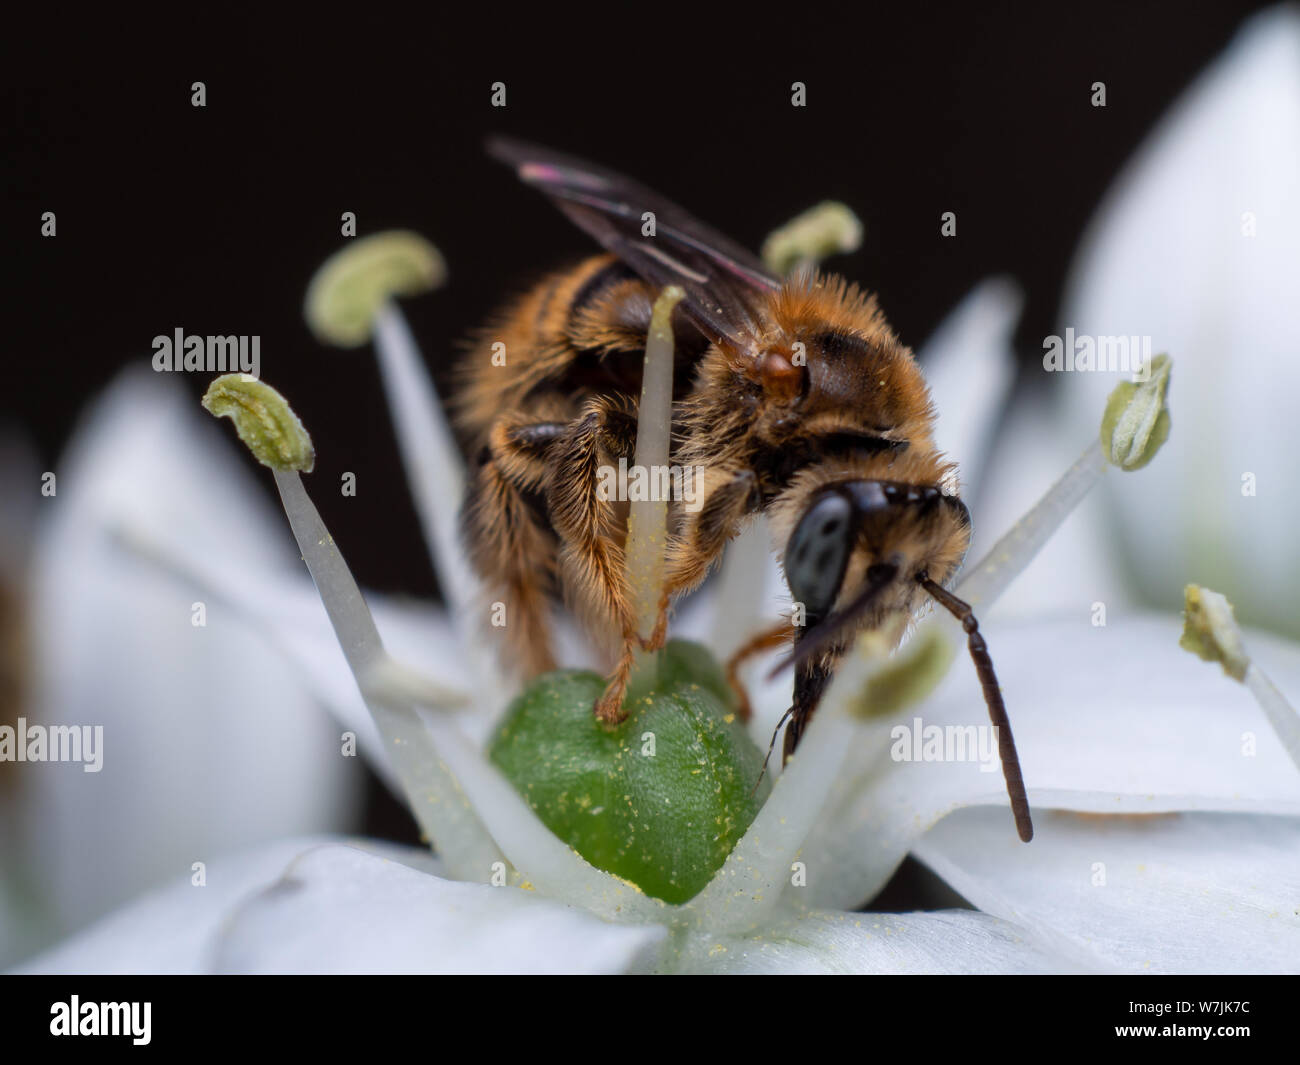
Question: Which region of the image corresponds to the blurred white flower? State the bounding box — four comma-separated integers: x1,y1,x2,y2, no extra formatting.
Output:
0,373,368,966
982,4,1300,628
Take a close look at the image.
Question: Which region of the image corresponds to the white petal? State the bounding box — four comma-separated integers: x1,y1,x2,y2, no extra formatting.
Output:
13,837,340,974
798,613,1300,912
211,843,664,974
659,907,1083,974
920,276,1022,491
915,807,1300,973
24,371,364,938
1059,6,1300,635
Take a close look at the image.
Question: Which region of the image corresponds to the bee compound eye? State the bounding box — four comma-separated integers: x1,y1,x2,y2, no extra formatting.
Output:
786,492,854,622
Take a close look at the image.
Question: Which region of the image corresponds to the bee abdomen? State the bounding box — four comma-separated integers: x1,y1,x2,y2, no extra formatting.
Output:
566,257,641,329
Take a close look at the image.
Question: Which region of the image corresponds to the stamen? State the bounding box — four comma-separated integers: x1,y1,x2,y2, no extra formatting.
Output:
303,231,446,348
624,286,684,686
1181,584,1300,773
202,374,504,878
201,374,315,473
955,355,1173,609
1180,584,1249,681
1100,353,1172,471
369,303,475,622
203,375,666,919
304,233,498,711
355,655,472,711
687,625,910,931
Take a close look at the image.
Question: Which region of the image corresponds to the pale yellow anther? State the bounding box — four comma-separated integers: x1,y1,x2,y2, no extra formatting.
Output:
305,231,447,347
762,202,863,275
201,374,315,472
851,623,956,720
1180,584,1249,681
1101,353,1172,471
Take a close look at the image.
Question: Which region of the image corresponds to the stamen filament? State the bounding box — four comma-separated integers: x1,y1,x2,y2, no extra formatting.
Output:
625,286,683,686
273,471,670,918
957,357,1172,609
370,302,472,614
369,302,497,706
272,469,505,879
204,375,667,914
1245,665,1300,774
688,625,906,931
955,440,1106,609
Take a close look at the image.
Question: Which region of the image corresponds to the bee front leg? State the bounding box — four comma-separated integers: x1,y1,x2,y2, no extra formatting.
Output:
658,466,762,650
547,395,640,723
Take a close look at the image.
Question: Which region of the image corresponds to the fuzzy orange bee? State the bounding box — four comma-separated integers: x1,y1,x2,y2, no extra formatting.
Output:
455,139,1031,841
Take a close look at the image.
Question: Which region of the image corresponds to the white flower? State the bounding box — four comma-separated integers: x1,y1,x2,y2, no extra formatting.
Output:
14,288,1298,976
13,14,1300,971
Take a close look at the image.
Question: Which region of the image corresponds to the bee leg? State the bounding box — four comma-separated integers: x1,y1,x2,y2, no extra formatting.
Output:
658,468,762,651
723,620,794,722
464,414,567,678
641,587,672,652
636,467,758,654
547,395,640,723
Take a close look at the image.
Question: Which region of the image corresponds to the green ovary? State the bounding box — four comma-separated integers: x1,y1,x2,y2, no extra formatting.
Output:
488,640,771,904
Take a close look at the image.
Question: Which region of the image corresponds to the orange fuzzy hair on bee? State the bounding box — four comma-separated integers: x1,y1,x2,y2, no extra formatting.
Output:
765,270,938,445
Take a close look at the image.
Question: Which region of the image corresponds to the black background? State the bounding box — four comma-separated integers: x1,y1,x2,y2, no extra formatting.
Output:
3,3,1274,856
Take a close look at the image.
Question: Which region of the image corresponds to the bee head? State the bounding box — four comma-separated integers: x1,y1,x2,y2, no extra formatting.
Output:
782,479,971,662
774,478,1032,843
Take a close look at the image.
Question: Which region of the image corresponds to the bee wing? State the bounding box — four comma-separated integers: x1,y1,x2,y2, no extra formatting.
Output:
488,137,781,351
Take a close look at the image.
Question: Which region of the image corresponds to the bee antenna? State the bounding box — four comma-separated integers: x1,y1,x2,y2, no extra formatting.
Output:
767,563,898,680
917,573,1034,843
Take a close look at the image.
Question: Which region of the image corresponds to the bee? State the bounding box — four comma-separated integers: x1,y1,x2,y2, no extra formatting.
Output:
457,139,1031,842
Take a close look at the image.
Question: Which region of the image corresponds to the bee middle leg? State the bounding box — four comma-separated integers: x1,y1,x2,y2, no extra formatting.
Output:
547,394,641,723
724,619,794,722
